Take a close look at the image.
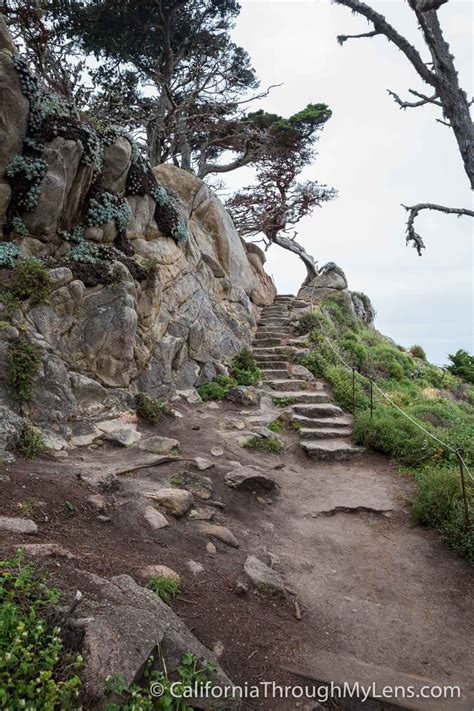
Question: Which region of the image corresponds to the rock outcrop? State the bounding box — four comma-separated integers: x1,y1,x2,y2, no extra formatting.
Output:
0,32,276,447
298,262,375,324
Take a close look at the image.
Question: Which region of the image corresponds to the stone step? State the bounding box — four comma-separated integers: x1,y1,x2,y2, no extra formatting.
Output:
291,414,353,429
301,439,364,460
261,369,289,379
252,337,283,347
265,379,315,393
254,355,288,363
261,308,289,316
271,391,332,404
293,402,344,418
299,426,353,440
254,331,288,341
291,299,309,309
253,346,292,355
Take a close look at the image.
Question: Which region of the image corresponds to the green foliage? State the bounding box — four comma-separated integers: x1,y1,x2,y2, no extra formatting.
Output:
105,653,218,711
268,418,283,433
229,348,262,385
447,349,474,384
6,155,47,211
145,576,180,605
411,465,474,561
244,435,284,454
272,396,297,407
10,258,51,304
296,310,321,335
0,242,21,268
325,364,369,413
197,379,232,401
353,409,439,467
6,335,41,406
0,290,21,319
87,190,132,232
16,421,47,459
0,551,82,709
410,344,427,360
135,393,166,424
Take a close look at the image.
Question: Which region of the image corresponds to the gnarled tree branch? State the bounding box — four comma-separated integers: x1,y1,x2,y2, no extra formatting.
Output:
388,88,442,109
403,202,474,255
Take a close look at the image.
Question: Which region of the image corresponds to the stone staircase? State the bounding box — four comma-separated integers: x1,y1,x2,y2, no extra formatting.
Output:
253,295,363,461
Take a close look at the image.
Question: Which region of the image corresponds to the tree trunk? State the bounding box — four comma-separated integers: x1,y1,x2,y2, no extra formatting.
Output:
271,234,318,285
414,6,474,188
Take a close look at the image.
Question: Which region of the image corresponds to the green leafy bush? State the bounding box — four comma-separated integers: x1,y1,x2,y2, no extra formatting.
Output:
0,551,82,709
10,258,51,304
411,465,474,561
6,335,41,406
244,435,284,454
230,348,262,385
135,393,166,424
0,242,21,268
410,344,426,360
353,409,438,467
296,310,321,335
324,364,369,413
447,349,474,384
146,576,180,605
16,422,47,458
197,381,229,401
268,418,283,433
105,653,218,711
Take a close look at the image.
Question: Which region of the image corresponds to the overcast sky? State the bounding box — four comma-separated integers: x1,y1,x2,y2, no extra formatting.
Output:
226,0,473,365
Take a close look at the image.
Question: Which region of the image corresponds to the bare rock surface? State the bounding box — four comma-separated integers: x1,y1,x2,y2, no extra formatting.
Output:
224,465,278,492
244,555,286,597
0,516,38,534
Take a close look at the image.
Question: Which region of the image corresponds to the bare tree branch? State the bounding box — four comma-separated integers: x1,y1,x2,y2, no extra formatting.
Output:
387,88,442,109
403,202,474,255
337,30,379,45
416,0,449,11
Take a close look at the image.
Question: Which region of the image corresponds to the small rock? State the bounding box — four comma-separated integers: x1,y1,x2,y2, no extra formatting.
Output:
144,488,193,517
0,474,11,482
206,402,220,409
291,364,315,381
194,457,214,471
0,516,38,535
226,460,241,468
186,560,205,575
206,542,217,555
188,507,215,521
169,409,183,419
138,436,179,455
224,465,278,493
225,419,246,431
97,515,111,523
198,524,239,548
234,580,249,595
211,447,224,457
15,543,74,559
213,640,225,658
170,472,212,500
87,494,106,512
226,386,261,407
138,565,180,583
105,428,142,447
143,506,170,530
244,555,285,597
176,389,202,404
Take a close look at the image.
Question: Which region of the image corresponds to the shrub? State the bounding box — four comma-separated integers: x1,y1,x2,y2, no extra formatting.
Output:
10,258,51,304
273,396,297,407
230,348,261,385
0,241,21,268
296,310,320,335
135,392,165,424
105,653,218,711
145,576,180,604
16,422,47,458
268,418,283,433
447,349,474,384
6,335,41,406
0,551,82,709
353,409,438,467
411,465,474,561
410,344,426,360
197,381,229,401
324,364,369,413
244,435,284,454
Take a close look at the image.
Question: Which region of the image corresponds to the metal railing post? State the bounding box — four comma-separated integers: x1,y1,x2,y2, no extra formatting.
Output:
456,448,470,531
370,379,373,419
352,368,355,412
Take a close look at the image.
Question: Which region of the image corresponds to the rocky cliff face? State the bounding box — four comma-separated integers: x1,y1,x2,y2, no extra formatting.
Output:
0,30,275,449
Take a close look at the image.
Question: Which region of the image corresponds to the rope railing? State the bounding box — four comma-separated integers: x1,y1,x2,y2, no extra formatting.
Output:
308,301,473,528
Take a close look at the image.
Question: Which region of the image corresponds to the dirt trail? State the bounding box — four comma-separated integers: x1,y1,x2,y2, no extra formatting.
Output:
0,357,473,709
